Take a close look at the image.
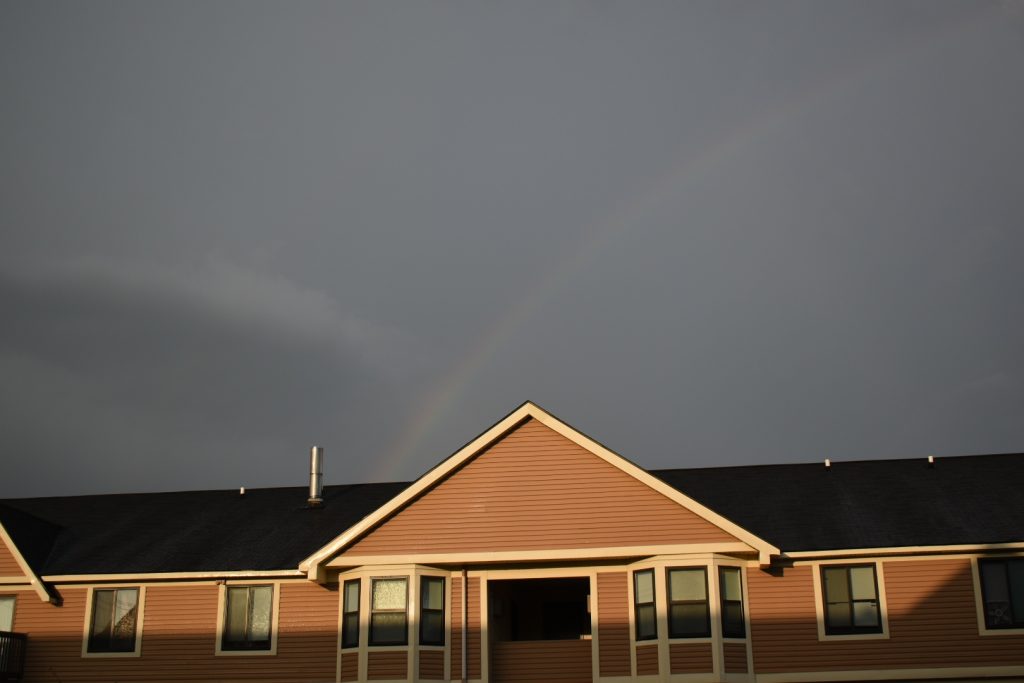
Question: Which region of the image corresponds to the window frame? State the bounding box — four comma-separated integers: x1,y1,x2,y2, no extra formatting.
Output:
975,556,1024,635
718,566,746,639
369,576,409,646
633,569,658,641
341,578,361,649
81,586,145,658
665,567,711,639
419,575,445,647
215,583,279,656
816,563,885,638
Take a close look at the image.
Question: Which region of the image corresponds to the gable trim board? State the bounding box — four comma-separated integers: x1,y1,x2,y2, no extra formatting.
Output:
0,520,52,602
302,402,779,578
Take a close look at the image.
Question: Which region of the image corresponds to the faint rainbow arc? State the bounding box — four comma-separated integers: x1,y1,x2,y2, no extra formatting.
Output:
372,7,989,481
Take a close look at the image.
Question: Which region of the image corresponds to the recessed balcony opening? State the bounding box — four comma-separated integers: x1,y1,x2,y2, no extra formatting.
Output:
488,577,591,641
488,577,593,683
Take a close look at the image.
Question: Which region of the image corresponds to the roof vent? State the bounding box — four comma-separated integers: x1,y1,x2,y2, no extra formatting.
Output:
239,486,246,497
824,458,831,469
308,446,324,507
928,455,935,468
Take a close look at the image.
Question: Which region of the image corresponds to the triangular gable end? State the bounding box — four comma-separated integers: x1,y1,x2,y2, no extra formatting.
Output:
301,403,774,581
0,521,52,602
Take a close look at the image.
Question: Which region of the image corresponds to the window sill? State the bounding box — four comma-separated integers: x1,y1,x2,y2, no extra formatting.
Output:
979,626,1024,636
817,631,888,642
82,650,142,658
215,648,277,657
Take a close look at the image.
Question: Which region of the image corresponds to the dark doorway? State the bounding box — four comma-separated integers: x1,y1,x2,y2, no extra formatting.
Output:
489,578,591,641
488,578,593,683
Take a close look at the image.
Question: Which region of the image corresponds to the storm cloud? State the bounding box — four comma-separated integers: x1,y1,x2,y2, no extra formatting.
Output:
1,1,1023,497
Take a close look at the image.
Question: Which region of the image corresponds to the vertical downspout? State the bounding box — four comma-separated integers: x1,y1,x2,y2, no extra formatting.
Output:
462,567,468,683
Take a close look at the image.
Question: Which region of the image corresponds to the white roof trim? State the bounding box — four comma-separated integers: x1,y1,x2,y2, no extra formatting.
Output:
301,402,780,577
0,520,54,602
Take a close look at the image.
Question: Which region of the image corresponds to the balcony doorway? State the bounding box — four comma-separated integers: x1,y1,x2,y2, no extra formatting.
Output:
488,577,592,683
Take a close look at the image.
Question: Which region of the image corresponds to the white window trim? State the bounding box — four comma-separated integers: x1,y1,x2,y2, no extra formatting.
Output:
625,554,750,679
810,559,890,642
80,585,146,658
971,556,1024,636
214,581,281,656
337,564,452,682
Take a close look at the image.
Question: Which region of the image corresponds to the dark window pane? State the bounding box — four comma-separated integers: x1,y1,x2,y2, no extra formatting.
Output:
342,613,360,648
1009,561,1024,625
826,602,851,628
90,590,114,644
722,602,745,638
982,561,1014,627
371,612,407,644
669,603,709,637
421,611,444,645
636,604,656,640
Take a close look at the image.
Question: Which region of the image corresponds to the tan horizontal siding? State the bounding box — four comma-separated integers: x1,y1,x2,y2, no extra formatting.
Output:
344,419,737,556
748,559,1024,673
420,648,444,679
669,642,712,673
636,642,659,676
491,640,591,683
723,641,748,673
466,577,481,679
17,582,338,682
0,540,22,576
449,576,462,681
367,650,407,680
596,572,630,677
448,577,481,681
340,650,358,681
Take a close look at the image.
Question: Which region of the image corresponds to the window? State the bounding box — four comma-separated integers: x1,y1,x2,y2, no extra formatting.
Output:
821,565,881,635
979,558,1024,629
633,569,657,640
667,568,710,638
222,585,273,651
341,579,360,648
0,596,14,632
420,576,445,646
719,567,745,638
87,588,139,653
370,578,408,645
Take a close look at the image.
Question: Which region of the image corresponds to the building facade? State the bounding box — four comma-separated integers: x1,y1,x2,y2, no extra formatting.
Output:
2,402,1023,682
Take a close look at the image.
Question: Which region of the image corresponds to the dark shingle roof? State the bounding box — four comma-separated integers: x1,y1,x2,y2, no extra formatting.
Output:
652,452,1024,552
2,452,1021,576
0,482,409,575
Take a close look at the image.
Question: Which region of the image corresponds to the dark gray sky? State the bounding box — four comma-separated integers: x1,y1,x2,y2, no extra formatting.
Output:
2,1,1023,498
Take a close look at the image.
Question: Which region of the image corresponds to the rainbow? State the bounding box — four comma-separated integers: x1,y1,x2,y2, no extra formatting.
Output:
370,6,985,482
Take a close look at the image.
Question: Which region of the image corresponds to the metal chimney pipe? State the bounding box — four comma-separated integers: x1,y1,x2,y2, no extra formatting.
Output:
308,446,324,506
